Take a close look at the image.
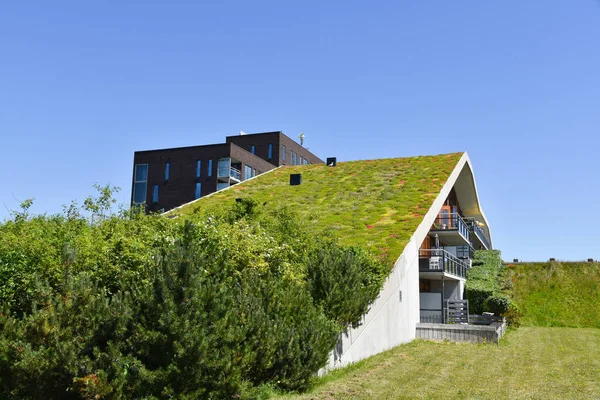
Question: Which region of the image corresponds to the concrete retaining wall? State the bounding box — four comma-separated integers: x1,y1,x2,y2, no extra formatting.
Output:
416,321,506,344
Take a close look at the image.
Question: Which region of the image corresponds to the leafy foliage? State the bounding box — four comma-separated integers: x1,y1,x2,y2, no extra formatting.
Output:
465,250,517,321
0,188,387,398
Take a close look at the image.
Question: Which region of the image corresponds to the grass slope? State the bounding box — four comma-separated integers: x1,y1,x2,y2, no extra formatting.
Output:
505,261,600,328
174,153,463,264
278,327,600,399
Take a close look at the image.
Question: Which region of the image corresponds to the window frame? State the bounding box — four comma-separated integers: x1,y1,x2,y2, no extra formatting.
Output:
132,164,149,205
152,185,159,203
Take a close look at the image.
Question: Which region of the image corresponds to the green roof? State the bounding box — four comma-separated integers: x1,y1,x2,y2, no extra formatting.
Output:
174,152,464,264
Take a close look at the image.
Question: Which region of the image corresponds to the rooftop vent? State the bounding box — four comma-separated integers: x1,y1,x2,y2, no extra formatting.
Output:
327,157,337,167
290,174,302,186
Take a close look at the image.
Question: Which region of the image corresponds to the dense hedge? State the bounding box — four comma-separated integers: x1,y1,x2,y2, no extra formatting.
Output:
465,250,512,316
0,192,388,399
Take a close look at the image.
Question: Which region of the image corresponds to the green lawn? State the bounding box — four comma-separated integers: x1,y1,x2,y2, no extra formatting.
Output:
277,327,600,399
173,153,463,264
505,261,600,328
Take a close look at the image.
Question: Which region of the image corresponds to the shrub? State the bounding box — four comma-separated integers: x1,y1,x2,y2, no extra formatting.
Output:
306,239,387,327
483,294,511,315
0,193,387,398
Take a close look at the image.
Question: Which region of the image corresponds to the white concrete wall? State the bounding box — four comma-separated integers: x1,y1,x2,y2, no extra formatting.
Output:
325,236,421,370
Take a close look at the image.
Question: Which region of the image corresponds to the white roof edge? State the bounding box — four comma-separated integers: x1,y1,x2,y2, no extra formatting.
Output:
460,152,493,248
400,152,493,262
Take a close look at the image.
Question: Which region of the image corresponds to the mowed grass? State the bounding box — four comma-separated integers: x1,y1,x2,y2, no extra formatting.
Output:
506,261,600,328
173,153,463,264
277,327,600,400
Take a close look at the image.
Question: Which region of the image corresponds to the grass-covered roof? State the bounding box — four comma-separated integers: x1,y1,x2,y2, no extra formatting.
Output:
174,152,464,264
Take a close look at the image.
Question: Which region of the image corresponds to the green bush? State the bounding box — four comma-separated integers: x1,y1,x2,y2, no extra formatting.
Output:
307,240,387,328
465,250,517,318
483,294,510,315
0,191,387,398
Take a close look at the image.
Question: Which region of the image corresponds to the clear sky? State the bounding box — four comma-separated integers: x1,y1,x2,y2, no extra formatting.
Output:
1,1,599,261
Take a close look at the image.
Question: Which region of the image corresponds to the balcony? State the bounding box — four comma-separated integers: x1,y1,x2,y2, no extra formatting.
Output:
419,249,469,279
217,166,241,182
464,217,492,250
430,213,470,246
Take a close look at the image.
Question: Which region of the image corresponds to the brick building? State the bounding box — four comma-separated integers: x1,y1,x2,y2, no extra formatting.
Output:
131,131,323,212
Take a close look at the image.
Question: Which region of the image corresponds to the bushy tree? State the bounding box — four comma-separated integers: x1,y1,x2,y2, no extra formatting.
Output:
0,192,387,398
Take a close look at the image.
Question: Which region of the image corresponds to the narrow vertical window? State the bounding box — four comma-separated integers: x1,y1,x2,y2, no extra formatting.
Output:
282,145,286,161
268,143,273,159
207,159,213,177
244,165,252,181
152,185,159,203
133,164,148,205
253,168,257,177
165,162,170,180
299,156,303,165
290,150,293,164
251,145,256,154
195,182,202,199
196,160,201,178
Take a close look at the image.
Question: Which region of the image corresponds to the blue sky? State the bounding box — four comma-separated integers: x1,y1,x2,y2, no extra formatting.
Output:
1,1,599,261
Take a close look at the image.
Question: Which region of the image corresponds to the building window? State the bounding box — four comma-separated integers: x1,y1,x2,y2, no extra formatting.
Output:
244,165,252,181
290,150,293,164
303,159,308,165
165,162,170,180
282,145,286,161
195,182,202,199
251,145,256,155
208,159,213,177
196,160,201,178
293,152,297,165
152,185,159,203
217,182,229,191
133,164,148,204
253,168,256,177
268,143,273,159
299,156,303,165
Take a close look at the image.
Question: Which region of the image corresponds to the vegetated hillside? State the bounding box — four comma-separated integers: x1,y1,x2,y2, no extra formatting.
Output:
173,153,464,264
506,261,600,328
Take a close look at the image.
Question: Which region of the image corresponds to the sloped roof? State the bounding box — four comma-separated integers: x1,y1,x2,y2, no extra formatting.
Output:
174,152,464,264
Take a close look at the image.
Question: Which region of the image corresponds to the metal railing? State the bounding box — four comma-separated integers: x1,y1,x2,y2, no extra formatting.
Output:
217,166,242,181
463,217,492,250
432,213,470,241
418,249,469,278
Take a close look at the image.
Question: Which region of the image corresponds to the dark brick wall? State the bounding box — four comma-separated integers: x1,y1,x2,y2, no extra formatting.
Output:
226,131,324,166
132,143,278,213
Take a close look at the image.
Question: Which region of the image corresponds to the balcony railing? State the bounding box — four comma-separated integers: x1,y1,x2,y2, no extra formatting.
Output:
419,249,469,278
464,217,492,250
217,166,241,181
432,213,470,241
